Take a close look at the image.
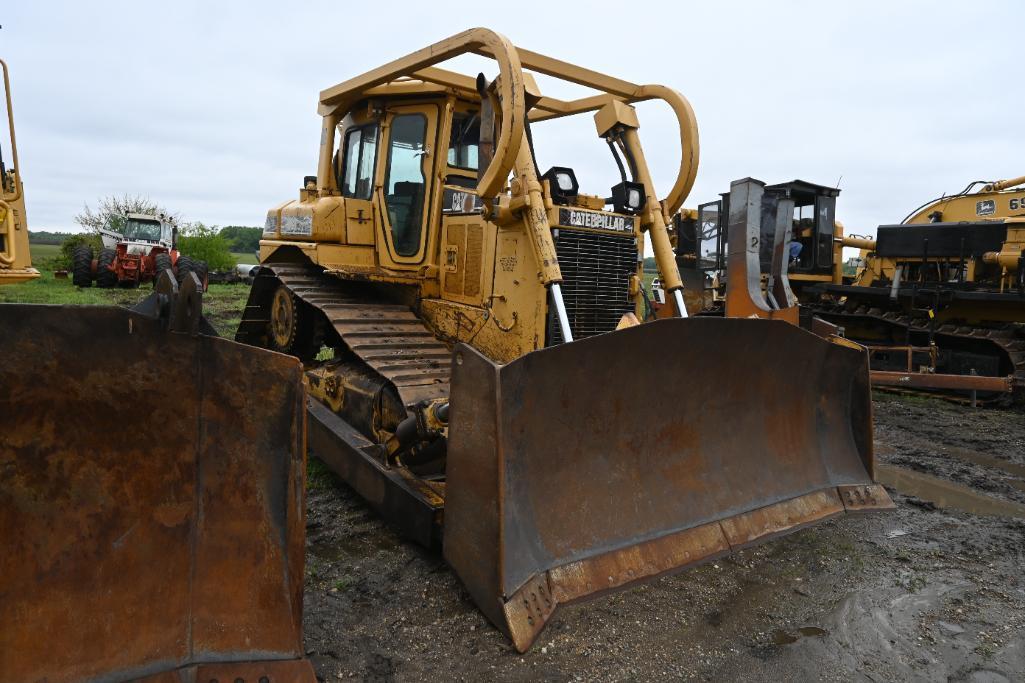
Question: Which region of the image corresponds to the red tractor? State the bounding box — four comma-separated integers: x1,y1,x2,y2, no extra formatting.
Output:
72,212,207,289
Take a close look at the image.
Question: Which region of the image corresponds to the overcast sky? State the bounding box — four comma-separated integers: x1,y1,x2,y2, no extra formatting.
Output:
2,1,1021,244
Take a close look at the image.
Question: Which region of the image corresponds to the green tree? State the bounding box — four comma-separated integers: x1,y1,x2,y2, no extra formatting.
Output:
52,233,103,270
28,230,75,245
218,225,262,254
176,222,236,271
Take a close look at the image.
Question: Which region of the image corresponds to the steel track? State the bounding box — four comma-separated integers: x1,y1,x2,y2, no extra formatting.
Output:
237,263,451,407
814,302,1025,403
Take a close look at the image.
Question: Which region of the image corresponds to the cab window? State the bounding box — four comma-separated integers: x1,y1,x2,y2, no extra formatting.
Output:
447,112,479,170
384,114,428,256
122,218,162,241
340,124,378,200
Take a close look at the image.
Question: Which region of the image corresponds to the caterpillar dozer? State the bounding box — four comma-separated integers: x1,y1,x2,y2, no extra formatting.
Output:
808,176,1025,402
0,58,39,284
0,272,316,681
236,28,892,652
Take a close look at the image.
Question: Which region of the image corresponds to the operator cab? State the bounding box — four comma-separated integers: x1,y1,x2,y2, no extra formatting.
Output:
768,180,839,275
680,179,840,288
122,216,164,243
101,212,175,251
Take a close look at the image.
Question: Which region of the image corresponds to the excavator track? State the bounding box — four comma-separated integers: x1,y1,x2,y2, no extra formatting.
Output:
814,303,1025,404
238,262,451,407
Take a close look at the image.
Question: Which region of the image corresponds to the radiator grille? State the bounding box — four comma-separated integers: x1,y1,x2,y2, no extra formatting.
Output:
547,228,638,345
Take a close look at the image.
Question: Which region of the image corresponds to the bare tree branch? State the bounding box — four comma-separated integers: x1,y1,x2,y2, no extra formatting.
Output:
74,194,179,233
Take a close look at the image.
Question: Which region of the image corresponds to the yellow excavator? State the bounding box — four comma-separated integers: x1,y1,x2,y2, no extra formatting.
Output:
0,59,38,284
0,57,315,683
236,29,892,652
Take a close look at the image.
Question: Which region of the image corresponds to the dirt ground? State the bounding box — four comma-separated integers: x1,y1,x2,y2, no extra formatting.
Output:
301,392,1025,682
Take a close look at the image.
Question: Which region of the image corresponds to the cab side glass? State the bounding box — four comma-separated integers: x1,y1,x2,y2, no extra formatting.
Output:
447,113,479,170
340,124,378,200
384,114,428,256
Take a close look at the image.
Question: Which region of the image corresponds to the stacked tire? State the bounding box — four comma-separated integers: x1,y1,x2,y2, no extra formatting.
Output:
71,245,93,287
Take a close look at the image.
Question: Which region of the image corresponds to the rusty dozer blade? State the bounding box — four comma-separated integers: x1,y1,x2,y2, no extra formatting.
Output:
444,316,892,652
0,281,314,682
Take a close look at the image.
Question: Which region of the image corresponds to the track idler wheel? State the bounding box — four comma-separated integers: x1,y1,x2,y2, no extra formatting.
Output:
269,284,321,361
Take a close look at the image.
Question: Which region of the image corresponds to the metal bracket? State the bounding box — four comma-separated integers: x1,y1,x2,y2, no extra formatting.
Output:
131,269,215,337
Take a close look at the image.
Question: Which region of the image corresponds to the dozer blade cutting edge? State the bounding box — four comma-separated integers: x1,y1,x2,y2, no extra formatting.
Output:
0,298,314,682
444,316,892,652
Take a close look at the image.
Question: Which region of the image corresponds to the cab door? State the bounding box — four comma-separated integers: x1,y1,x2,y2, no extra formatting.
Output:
375,104,439,268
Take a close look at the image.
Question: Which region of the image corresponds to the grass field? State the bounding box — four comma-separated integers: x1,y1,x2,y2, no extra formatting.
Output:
0,244,253,337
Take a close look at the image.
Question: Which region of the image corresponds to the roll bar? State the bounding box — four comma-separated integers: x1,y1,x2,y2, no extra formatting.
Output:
1,59,21,203
315,28,699,216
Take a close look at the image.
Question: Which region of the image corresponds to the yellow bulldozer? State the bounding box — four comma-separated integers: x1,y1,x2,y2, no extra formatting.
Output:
673,176,1023,402
0,59,39,284
809,176,1025,401
235,28,892,652
0,57,316,683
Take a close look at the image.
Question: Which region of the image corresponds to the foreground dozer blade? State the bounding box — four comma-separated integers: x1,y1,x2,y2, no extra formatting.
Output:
444,316,892,652
0,303,314,683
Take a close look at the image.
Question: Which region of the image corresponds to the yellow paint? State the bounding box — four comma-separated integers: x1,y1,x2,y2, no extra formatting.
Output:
0,60,39,285
256,28,701,357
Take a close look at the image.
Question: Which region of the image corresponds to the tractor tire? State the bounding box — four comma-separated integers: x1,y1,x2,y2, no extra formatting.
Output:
95,249,118,288
195,260,209,291
71,245,94,288
153,253,173,287
175,255,197,287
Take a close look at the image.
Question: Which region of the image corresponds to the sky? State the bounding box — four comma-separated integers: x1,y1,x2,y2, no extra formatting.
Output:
1,0,1022,247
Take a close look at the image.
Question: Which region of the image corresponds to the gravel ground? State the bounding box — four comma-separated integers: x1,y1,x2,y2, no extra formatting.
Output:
302,393,1025,682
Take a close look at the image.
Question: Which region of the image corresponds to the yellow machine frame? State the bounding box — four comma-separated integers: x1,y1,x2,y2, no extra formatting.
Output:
0,59,38,284
259,27,700,360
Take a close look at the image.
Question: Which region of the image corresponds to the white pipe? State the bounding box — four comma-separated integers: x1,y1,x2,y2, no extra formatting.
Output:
673,289,688,318
550,283,574,342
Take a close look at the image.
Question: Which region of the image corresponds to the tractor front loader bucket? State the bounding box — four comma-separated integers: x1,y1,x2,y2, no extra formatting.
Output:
444,316,892,652
0,296,314,682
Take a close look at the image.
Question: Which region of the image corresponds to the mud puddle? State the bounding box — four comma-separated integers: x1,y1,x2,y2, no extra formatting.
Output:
877,463,1025,518
943,446,1025,480
770,626,827,645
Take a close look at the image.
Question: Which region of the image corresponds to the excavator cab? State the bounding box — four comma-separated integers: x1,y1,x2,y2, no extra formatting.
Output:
237,28,892,652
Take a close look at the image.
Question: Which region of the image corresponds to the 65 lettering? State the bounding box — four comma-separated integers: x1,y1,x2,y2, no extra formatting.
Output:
1011,198,1023,211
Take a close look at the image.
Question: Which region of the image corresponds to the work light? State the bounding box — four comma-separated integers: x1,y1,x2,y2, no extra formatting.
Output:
541,166,579,204
610,181,646,214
